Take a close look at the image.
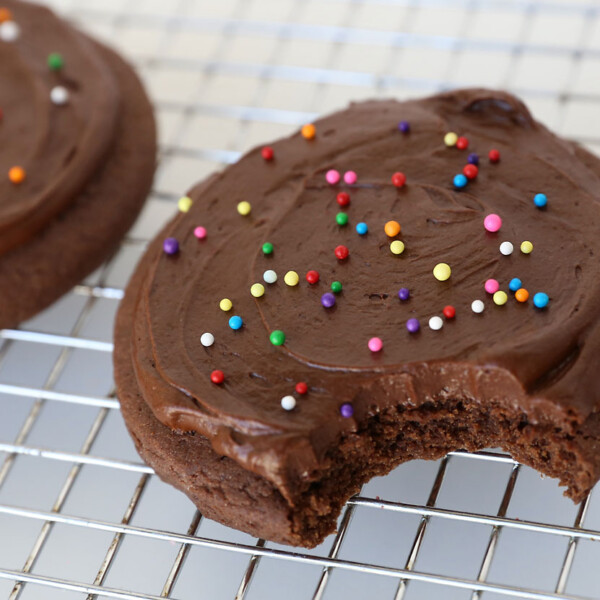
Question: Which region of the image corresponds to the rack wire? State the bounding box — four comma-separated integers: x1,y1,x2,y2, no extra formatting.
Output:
1,0,600,599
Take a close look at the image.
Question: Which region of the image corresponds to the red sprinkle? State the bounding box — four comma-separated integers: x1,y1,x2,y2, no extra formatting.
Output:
463,164,478,180
443,305,456,319
295,382,308,395
210,370,225,384
334,245,349,260
489,149,500,163
306,270,320,284
456,136,469,150
261,146,274,161
391,172,406,188
336,192,350,207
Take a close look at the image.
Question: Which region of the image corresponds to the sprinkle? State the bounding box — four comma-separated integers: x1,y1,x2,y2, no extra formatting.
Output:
509,278,522,292
194,226,207,239
483,213,502,233
392,172,406,188
493,291,508,306
47,52,64,71
250,283,265,298
471,300,485,313
261,146,274,161
8,166,25,184
295,382,308,395
331,281,342,293
356,222,368,235
284,271,299,286
433,263,451,281
534,193,547,208
340,403,354,418
456,136,469,150
281,395,296,410
533,292,549,309
406,318,420,333
210,370,225,384
485,279,499,294
306,270,320,284
0,20,20,42
520,241,533,254
398,121,410,133
237,201,251,216
178,196,192,213
262,242,274,255
229,315,243,330
463,164,478,180
384,221,401,237
337,192,350,207
0,8,12,22
344,171,357,184
444,132,458,147
270,330,286,346
390,240,405,255
326,169,340,185
301,124,316,139
468,153,479,165
443,305,456,319
489,149,501,163
428,316,443,331
219,298,233,312
263,270,277,284
368,337,383,352
336,212,349,226
515,288,529,302
200,332,214,347
398,288,410,301
50,86,69,105
334,245,349,260
499,241,514,256
321,292,336,308
453,174,468,189
163,237,179,255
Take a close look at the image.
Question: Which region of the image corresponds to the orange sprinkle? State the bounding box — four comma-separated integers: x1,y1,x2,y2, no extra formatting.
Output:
301,124,316,140
0,8,12,23
515,288,529,303
8,166,26,184
384,220,401,237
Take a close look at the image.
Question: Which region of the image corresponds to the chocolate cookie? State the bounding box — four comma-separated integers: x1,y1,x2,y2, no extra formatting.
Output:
0,0,156,328
115,89,600,547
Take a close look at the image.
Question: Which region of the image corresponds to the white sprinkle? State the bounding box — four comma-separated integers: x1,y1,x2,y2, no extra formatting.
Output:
263,269,277,284
471,300,485,314
281,395,296,411
499,241,514,256
428,316,443,331
50,86,69,105
0,21,20,42
200,332,214,347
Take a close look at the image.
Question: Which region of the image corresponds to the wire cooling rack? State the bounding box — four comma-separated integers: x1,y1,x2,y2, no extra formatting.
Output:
2,0,600,598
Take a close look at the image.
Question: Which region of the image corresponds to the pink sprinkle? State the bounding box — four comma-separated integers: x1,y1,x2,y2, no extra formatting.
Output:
483,213,502,233
344,170,357,184
194,226,207,239
484,279,499,294
368,337,383,352
326,169,340,185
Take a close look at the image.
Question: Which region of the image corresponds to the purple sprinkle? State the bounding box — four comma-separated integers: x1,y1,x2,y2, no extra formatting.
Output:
398,120,410,134
340,403,354,418
406,318,420,333
398,287,410,301
321,292,336,308
163,237,179,255
467,153,479,165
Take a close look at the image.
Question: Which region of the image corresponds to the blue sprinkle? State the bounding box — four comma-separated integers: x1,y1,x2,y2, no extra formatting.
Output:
398,120,410,133
534,193,547,208
467,153,479,165
229,315,243,330
356,222,368,235
453,174,468,189
533,293,549,309
509,278,522,292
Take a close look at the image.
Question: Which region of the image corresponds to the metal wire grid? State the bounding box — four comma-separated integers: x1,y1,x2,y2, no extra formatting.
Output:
1,0,600,599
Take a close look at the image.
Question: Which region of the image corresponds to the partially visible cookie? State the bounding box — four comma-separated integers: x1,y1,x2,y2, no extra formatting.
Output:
0,1,156,328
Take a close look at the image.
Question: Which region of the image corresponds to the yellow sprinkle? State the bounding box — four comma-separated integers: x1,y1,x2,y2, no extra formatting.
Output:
284,271,299,286
493,291,508,306
178,196,192,213
520,240,533,254
390,240,405,255
219,298,233,312
433,263,451,281
237,201,252,216
301,124,316,139
250,283,265,298
444,132,458,147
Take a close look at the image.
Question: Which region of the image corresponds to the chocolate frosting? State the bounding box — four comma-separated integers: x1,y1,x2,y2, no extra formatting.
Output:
130,89,600,500
0,0,119,254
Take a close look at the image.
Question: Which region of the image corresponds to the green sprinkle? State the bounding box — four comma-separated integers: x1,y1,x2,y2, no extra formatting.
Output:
331,281,342,294
336,212,349,226
269,330,286,346
262,242,274,255
47,52,64,71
